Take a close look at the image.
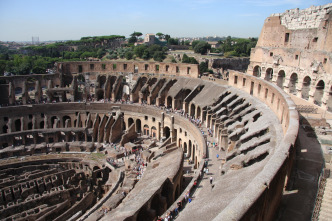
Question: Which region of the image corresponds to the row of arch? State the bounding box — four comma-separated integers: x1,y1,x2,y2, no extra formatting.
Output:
253,65,332,110
127,118,171,139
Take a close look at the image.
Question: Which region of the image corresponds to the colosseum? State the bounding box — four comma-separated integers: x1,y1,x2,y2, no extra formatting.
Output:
0,3,331,221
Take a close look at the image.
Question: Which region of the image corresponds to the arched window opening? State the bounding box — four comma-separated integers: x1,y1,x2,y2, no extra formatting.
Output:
314,80,325,106
288,73,298,95
277,70,285,89
265,68,273,81
301,76,311,100
143,125,149,136
253,66,261,77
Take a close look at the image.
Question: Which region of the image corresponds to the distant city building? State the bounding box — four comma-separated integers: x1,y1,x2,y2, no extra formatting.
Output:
32,36,39,45
207,41,221,48
144,34,156,45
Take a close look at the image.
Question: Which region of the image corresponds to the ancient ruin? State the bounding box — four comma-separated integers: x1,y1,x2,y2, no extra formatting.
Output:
248,3,332,111
3,3,332,221
0,56,299,220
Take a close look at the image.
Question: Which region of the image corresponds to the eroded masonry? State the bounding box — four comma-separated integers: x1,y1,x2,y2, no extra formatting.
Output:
12,3,332,221
0,57,299,221
248,3,332,111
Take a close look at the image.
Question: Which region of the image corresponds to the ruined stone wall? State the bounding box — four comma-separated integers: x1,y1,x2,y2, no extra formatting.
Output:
211,57,250,72
249,3,332,111
217,70,299,221
57,61,199,78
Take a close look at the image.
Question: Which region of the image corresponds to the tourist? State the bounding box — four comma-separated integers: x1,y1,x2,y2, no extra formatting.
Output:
193,180,197,188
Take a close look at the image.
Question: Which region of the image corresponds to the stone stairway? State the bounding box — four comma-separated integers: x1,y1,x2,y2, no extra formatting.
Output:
318,178,332,221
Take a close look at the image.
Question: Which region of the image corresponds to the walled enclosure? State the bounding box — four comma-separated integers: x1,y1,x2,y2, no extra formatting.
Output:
0,55,299,221
248,3,332,111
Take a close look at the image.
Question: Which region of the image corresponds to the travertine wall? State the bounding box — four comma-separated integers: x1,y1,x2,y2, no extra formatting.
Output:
248,3,332,111
57,61,199,78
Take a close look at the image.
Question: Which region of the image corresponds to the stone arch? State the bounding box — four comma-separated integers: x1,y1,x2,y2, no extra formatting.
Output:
288,73,298,95
93,166,100,171
28,85,35,100
277,70,285,89
137,205,153,221
99,75,107,88
14,119,21,131
122,85,130,100
191,141,195,163
150,194,163,216
15,87,22,95
190,103,195,117
39,121,44,129
51,116,58,128
178,138,182,148
128,118,134,128
265,68,273,81
28,86,35,92
189,140,192,159
96,89,104,100
166,96,172,108
301,76,311,100
314,80,325,106
63,116,71,128
77,73,85,83
143,125,149,136
164,126,170,139
253,65,261,77
151,126,157,138
28,122,33,130
136,119,141,133
161,179,173,208
197,106,201,120
184,142,188,155
2,125,8,133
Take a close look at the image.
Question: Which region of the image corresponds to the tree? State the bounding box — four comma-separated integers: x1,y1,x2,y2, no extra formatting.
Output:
129,31,143,44
194,41,211,55
153,51,165,62
182,54,198,64
142,50,150,60
191,40,200,49
130,32,143,38
199,62,208,73
0,60,6,75
97,48,106,59
134,44,147,58
125,51,134,60
156,32,164,39
128,36,137,44
168,38,179,45
164,34,170,41
32,57,48,74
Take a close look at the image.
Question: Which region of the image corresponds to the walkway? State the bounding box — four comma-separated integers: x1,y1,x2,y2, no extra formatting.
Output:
176,126,225,220
275,94,331,221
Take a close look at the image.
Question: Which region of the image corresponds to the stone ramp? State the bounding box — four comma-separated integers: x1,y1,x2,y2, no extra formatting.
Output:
318,178,332,221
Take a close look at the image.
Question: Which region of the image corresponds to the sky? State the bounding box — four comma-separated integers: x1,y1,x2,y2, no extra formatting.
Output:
0,0,331,42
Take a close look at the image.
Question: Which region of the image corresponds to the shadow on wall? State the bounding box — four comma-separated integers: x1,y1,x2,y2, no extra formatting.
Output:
275,114,325,221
